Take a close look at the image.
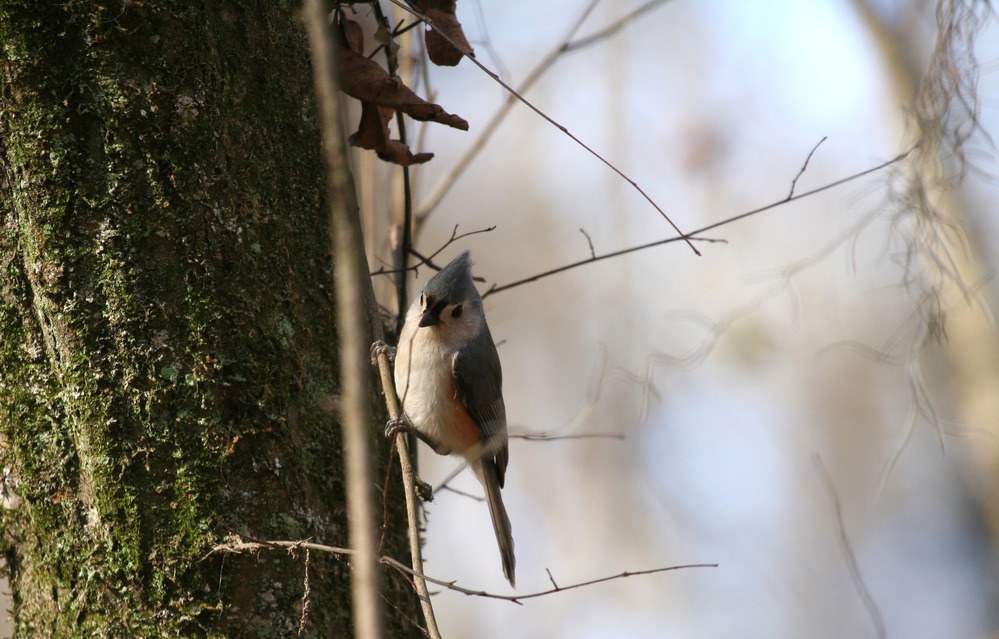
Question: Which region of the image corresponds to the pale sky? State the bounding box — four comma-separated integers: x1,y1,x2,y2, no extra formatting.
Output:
403,2,999,638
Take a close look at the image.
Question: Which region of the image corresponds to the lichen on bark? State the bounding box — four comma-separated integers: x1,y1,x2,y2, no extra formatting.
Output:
0,2,417,637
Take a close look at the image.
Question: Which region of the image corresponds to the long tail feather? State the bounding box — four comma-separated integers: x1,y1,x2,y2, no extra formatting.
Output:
478,460,516,587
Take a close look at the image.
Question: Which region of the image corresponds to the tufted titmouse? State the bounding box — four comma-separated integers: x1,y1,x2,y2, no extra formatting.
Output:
393,251,516,587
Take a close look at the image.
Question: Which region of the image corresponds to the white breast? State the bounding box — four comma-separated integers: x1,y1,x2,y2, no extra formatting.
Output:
394,309,469,456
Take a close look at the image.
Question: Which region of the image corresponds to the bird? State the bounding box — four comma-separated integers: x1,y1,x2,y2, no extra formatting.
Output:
392,251,516,587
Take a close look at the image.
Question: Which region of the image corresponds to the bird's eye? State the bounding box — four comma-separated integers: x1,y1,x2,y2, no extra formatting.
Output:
420,293,426,306
451,304,463,319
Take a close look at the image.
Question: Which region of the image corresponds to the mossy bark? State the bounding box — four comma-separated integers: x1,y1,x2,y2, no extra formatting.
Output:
0,2,417,637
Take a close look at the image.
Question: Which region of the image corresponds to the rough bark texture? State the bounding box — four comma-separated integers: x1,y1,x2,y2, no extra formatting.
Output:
0,2,418,637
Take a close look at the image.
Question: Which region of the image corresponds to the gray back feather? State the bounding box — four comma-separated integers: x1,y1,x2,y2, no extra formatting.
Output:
453,322,508,478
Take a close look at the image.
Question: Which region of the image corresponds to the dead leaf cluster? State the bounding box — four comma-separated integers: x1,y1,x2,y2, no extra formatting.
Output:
334,4,473,165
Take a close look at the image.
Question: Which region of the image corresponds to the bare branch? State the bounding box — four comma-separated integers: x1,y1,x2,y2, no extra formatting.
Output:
372,347,443,639
381,556,718,605
431,430,623,498
392,0,700,255
787,136,827,199
370,225,496,281
214,537,717,606
416,0,674,222
483,149,912,298
563,0,672,53
438,485,486,502
416,0,601,220
813,456,886,639
545,568,560,590
579,228,597,259
510,432,624,442
423,224,498,264
302,3,383,638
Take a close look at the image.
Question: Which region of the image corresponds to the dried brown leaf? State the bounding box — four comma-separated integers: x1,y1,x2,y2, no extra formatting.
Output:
411,0,474,66
341,17,364,55
338,45,468,128
334,11,467,166
350,103,434,166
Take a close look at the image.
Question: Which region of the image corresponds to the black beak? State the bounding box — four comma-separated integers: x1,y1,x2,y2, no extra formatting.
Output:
418,309,440,327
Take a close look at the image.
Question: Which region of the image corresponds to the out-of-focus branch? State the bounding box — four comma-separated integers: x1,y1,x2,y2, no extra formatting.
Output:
416,0,674,222
482,149,911,298
398,0,699,254
415,0,601,221
302,3,383,639
306,4,441,635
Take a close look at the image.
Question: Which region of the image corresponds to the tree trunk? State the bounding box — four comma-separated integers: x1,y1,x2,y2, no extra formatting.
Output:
0,2,417,636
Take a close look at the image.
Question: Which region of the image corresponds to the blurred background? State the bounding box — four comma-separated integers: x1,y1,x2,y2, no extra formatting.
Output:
5,1,992,637
360,1,999,638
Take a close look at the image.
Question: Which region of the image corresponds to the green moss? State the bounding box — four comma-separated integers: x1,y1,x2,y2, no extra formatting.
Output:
2,1,420,636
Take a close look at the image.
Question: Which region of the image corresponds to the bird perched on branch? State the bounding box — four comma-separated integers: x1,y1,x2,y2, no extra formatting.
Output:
392,251,516,587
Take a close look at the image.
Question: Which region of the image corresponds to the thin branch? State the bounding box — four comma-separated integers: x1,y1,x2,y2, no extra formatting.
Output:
546,568,560,589
787,136,827,199
392,18,423,39
813,456,886,639
431,430,623,497
470,0,510,84
432,462,468,496
510,432,624,442
381,556,718,605
416,0,674,223
579,228,596,259
372,347,443,639
370,225,496,280
213,538,716,606
415,0,601,221
395,0,699,255
563,0,672,53
438,485,486,502
302,3,383,639
483,149,913,298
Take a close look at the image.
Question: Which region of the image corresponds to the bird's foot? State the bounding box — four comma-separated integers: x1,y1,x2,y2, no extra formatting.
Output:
384,417,411,439
370,340,396,365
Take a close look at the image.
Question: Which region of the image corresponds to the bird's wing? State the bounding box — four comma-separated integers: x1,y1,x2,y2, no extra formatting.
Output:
452,327,508,479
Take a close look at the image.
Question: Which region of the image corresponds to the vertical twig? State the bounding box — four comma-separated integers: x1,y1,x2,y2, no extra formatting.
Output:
306,4,440,636
302,2,384,638
373,351,443,639
370,1,414,335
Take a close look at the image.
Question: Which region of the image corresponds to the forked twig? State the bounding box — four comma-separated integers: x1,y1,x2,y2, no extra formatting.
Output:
482,149,913,298
212,538,715,607
381,556,718,605
787,136,828,198
303,3,383,638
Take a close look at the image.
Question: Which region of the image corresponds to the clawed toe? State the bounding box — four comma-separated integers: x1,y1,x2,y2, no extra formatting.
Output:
370,340,396,365
384,418,411,439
